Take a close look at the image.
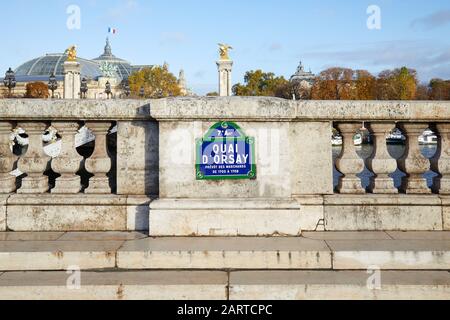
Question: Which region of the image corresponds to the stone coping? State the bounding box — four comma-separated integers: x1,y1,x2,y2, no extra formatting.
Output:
1,97,450,122
324,194,443,205
150,198,303,210
5,194,152,205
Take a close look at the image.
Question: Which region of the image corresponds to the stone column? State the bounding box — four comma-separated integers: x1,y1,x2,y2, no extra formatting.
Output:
436,123,450,194
368,123,398,194
17,122,50,194
398,123,430,194
0,122,16,193
335,123,365,194
216,60,233,97
51,122,83,194
85,122,112,194
63,61,81,100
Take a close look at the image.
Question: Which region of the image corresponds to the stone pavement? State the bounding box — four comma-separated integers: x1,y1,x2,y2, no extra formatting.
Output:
0,231,449,300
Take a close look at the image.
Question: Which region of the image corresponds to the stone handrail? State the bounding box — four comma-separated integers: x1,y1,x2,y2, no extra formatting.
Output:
2,98,450,121
1,97,449,233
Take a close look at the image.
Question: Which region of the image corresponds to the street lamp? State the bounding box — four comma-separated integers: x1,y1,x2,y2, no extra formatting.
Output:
80,78,88,99
48,73,58,99
3,68,16,98
105,81,112,99
122,80,131,98
139,86,145,98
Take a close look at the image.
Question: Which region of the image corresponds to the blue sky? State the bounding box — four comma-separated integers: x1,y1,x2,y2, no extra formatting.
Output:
1,0,450,94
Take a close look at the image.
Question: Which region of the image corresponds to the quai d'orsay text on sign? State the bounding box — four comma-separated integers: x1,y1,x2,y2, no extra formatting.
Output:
196,122,256,180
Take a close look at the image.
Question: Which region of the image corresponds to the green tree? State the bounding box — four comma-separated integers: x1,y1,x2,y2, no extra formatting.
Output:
128,65,182,98
232,70,290,97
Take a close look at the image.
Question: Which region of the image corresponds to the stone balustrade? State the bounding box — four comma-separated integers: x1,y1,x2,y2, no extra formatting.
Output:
0,98,449,234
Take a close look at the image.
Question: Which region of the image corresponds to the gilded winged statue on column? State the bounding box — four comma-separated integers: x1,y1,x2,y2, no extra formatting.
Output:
218,43,233,60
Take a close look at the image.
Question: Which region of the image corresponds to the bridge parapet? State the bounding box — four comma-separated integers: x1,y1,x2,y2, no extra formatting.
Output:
0,98,449,234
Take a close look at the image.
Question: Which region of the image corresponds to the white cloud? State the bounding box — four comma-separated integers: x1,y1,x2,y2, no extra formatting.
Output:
411,9,450,30
301,40,450,82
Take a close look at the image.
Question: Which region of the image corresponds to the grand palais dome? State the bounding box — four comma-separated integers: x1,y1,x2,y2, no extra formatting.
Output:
13,38,149,82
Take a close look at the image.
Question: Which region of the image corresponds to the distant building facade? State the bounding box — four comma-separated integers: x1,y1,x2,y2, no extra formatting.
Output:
290,61,315,86
0,38,188,99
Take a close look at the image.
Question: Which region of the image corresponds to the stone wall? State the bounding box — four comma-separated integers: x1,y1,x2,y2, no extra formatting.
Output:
0,97,449,234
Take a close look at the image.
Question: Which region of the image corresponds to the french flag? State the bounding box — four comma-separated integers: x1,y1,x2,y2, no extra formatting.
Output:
108,27,117,34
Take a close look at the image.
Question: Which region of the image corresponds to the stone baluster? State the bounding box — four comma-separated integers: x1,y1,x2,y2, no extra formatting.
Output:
17,122,50,194
335,123,365,194
0,122,17,193
368,123,398,194
85,122,112,194
398,123,430,194
51,122,83,194
436,123,450,194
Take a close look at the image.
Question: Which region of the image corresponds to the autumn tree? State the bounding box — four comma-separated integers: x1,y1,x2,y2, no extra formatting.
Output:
415,84,430,100
232,70,290,97
206,91,219,96
311,67,354,100
377,67,417,100
354,70,376,100
25,82,49,99
128,65,182,98
429,79,450,100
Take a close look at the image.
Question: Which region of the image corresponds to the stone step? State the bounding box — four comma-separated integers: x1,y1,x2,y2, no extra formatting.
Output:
117,237,332,269
0,270,448,300
0,232,449,271
229,270,450,300
0,232,146,271
0,271,228,300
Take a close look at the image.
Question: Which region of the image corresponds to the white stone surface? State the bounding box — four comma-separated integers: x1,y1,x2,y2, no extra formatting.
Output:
0,195,7,232
2,98,450,122
158,121,294,199
6,195,127,231
291,122,334,195
117,237,331,269
302,231,392,240
442,199,450,231
386,231,450,240
0,241,123,271
150,198,321,236
0,271,228,300
58,232,146,241
63,62,81,100
327,239,450,270
217,60,233,97
444,209,450,231
126,196,152,232
0,232,64,241
229,271,450,300
117,121,159,195
324,195,443,231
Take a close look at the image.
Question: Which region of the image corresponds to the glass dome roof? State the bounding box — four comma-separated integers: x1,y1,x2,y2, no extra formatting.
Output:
92,38,133,79
11,38,152,83
15,53,103,81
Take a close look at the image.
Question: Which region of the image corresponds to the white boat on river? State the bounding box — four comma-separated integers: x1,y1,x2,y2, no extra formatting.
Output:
419,129,438,145
9,125,117,177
